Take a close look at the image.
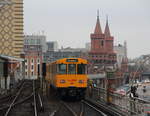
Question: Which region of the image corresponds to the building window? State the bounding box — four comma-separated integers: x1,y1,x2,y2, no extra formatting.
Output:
25,65,27,69
37,58,40,63
31,65,34,70
25,72,27,76
32,59,34,63
101,41,104,46
32,72,34,76
25,59,27,63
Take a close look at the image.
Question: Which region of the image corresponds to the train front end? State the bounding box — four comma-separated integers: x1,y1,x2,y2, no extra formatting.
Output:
55,58,88,99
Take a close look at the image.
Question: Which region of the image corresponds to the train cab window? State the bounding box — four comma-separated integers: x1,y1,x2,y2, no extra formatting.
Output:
68,64,76,74
77,64,86,74
58,64,67,74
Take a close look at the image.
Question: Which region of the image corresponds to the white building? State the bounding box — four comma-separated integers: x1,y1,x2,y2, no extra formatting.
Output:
85,42,91,51
114,41,127,68
24,35,47,53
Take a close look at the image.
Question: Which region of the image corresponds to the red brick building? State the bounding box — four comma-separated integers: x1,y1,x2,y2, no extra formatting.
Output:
24,52,42,79
88,13,117,74
24,35,45,79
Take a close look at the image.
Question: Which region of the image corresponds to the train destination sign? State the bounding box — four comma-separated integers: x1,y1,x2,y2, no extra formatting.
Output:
66,59,78,62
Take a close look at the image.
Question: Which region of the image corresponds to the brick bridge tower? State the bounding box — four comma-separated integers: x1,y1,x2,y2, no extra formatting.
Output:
88,12,117,74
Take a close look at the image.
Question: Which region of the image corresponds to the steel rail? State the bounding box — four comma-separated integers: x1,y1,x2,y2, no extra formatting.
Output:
49,110,57,116
0,94,11,100
33,80,38,116
82,100,107,116
38,93,44,111
85,98,124,116
0,95,15,105
96,100,126,116
0,80,24,102
0,93,34,111
79,102,84,116
60,101,78,116
4,82,25,116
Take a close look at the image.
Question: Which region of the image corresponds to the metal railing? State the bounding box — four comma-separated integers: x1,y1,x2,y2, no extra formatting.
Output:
88,87,150,116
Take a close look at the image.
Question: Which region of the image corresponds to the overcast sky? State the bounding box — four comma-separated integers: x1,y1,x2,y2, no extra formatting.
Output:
24,0,150,58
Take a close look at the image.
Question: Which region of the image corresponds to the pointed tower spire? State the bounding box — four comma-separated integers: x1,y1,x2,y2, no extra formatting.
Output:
94,10,102,34
104,15,111,37
97,9,99,19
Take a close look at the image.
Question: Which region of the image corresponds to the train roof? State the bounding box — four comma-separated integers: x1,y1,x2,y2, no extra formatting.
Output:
48,58,87,64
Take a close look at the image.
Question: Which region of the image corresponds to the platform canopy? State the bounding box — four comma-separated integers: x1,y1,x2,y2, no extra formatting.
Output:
0,54,24,62
142,72,150,76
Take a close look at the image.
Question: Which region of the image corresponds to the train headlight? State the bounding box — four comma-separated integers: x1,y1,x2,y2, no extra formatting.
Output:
60,80,66,83
79,80,84,83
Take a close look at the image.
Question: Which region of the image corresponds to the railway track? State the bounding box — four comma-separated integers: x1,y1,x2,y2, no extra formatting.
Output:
84,98,126,116
0,82,26,111
82,100,107,116
50,101,80,116
0,80,25,107
0,79,54,116
46,88,109,116
0,80,126,116
52,98,125,116
49,99,107,116
0,80,43,116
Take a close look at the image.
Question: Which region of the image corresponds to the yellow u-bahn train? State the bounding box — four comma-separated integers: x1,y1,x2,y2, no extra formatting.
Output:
46,58,88,99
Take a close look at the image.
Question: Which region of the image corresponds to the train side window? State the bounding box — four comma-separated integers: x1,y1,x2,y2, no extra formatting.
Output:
58,64,67,74
77,64,86,74
68,64,76,74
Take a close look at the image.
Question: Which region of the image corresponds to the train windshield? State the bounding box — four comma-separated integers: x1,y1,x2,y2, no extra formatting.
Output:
77,64,86,74
68,64,76,74
58,64,67,74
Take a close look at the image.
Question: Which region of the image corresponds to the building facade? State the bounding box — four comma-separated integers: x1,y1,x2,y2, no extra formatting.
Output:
0,0,24,58
24,52,42,79
88,13,117,74
24,35,46,79
47,41,58,52
24,35,47,53
44,47,87,63
114,41,127,68
0,54,24,91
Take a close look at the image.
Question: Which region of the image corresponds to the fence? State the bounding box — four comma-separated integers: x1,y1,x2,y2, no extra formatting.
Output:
88,87,150,116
